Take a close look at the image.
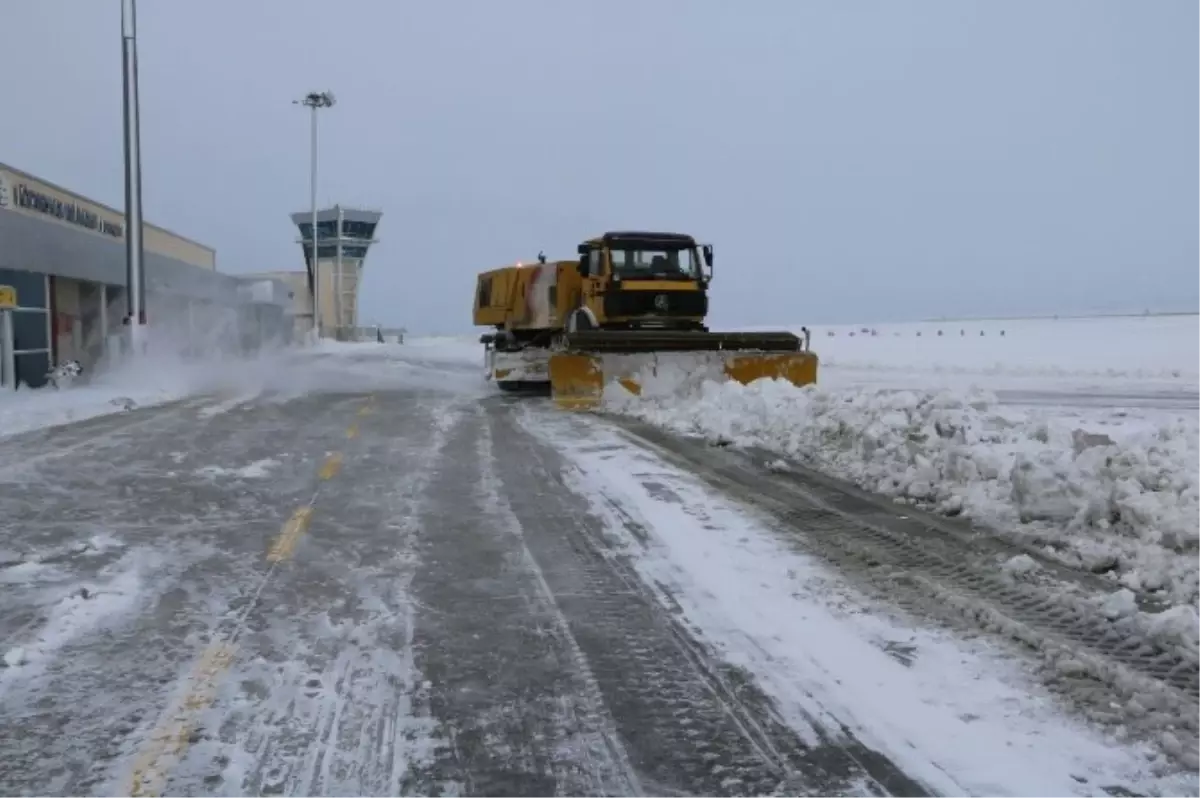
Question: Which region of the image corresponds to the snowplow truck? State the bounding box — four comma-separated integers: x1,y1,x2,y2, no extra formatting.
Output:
474,231,818,408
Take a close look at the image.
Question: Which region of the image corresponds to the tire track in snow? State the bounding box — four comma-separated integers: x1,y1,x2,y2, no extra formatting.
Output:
490,401,920,796
607,415,1200,771
404,400,640,796
476,403,643,796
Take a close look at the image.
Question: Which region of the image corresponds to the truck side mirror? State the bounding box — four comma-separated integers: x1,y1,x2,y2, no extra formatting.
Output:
702,244,713,268
577,244,589,256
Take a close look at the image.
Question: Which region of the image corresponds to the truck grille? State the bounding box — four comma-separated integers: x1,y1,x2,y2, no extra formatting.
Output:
604,289,707,319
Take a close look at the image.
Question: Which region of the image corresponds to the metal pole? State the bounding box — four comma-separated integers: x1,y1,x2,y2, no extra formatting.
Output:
0,310,13,389
133,11,145,333
98,283,108,360
121,0,145,350
335,204,344,337
310,104,320,341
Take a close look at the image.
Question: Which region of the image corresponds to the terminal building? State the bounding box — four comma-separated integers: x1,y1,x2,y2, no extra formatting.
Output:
0,161,293,389
286,206,382,340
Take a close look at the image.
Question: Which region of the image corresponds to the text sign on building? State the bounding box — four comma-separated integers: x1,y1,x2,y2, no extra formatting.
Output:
0,286,16,309
7,181,124,239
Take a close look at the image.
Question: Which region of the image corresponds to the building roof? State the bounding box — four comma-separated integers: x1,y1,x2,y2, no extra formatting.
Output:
290,207,383,226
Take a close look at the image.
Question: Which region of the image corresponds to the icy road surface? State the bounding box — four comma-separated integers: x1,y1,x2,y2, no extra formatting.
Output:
0,347,1195,796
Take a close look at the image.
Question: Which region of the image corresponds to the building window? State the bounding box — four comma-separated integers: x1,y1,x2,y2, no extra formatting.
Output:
15,351,49,389
13,308,50,353
0,268,48,309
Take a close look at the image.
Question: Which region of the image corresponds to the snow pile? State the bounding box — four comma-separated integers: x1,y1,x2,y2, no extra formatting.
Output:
604,377,1200,613
533,413,1199,794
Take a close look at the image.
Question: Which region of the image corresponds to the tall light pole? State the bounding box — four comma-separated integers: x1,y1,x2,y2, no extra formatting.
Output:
294,91,335,341
121,0,146,351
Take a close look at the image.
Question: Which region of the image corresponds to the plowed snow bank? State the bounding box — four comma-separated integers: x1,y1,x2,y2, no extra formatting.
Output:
604,376,1199,621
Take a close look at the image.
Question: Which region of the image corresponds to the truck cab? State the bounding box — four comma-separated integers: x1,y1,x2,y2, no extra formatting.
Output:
572,231,715,332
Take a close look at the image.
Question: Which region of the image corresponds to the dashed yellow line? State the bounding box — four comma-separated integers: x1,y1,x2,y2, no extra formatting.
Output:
267,505,313,563
318,452,343,480
128,406,365,794
128,641,237,796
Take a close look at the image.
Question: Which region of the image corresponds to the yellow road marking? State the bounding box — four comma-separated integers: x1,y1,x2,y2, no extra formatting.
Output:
346,422,359,439
357,404,373,417
128,641,237,796
319,452,343,479
267,505,313,563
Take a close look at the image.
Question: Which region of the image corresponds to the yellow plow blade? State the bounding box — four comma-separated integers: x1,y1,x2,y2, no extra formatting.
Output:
723,351,818,387
609,351,820,397
549,353,605,409
549,349,818,410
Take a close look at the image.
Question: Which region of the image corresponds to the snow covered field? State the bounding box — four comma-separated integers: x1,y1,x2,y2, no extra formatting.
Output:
605,315,1200,625
773,314,1197,384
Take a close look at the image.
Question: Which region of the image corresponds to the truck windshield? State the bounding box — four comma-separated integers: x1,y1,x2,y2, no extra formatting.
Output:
609,246,699,280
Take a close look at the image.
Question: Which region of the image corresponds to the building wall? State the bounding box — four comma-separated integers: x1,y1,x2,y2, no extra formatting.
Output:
312,258,366,336
0,165,295,387
0,164,216,271
241,270,314,341
242,271,310,315
52,276,83,363
242,264,366,340
0,204,244,305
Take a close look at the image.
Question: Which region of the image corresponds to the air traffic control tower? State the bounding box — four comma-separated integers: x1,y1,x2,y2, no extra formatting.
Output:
291,205,381,339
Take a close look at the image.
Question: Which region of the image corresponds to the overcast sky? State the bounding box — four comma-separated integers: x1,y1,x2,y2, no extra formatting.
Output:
2,1,1196,333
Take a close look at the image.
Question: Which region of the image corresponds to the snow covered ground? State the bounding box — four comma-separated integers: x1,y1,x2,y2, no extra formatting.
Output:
9,319,1194,625
0,347,296,439
3,332,1196,795
314,336,481,365
602,315,1199,641
0,336,485,441
522,408,1198,797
